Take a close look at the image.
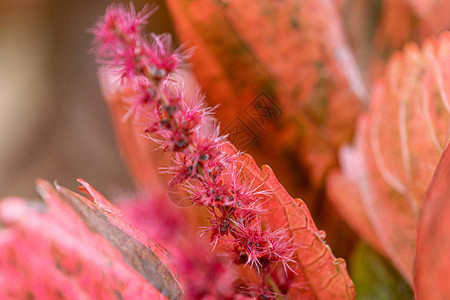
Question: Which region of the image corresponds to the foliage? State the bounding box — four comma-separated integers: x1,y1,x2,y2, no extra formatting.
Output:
92,4,354,298
328,33,450,285
1,0,450,299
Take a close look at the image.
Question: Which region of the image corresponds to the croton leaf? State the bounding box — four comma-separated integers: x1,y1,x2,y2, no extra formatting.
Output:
327,32,450,284
222,143,355,300
0,179,181,299
414,145,450,299
164,0,365,190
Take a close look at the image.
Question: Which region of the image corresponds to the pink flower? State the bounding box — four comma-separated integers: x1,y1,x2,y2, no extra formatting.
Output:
92,4,156,75
233,222,296,273
146,33,188,73
92,4,296,297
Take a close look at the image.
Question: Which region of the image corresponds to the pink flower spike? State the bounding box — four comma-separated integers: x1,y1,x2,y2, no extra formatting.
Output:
147,33,186,73
225,164,271,209
232,222,296,273
184,173,232,207
91,4,155,58
161,153,196,186
93,4,299,296
92,3,190,83
201,207,234,246
121,76,156,119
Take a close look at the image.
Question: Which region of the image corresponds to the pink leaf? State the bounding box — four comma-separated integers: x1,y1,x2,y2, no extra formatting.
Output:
53,179,182,298
328,32,450,284
414,145,450,299
0,180,177,299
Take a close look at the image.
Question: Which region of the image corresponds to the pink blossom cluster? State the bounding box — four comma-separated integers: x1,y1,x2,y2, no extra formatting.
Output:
92,4,295,298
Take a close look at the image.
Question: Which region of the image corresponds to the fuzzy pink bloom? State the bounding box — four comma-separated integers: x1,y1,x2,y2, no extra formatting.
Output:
92,4,296,298
146,33,188,73
92,4,156,75
232,222,296,272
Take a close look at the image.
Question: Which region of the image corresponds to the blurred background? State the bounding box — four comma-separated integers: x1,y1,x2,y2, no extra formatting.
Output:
0,0,175,199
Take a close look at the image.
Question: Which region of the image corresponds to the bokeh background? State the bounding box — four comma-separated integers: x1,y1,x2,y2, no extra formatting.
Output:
0,0,174,199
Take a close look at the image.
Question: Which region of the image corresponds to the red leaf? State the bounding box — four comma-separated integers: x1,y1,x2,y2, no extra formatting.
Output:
0,180,178,299
414,145,450,299
328,32,450,284
222,143,355,300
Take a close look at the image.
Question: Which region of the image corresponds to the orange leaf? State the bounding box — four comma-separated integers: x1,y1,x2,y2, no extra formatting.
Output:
165,0,364,187
328,32,450,284
414,145,450,299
